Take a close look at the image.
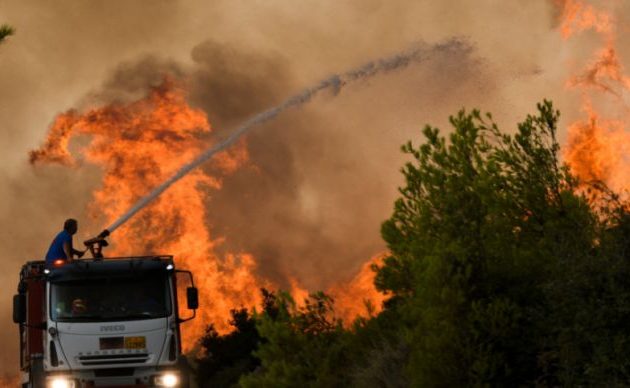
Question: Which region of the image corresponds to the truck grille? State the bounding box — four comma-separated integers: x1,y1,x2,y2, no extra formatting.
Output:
78,353,150,366
94,368,135,377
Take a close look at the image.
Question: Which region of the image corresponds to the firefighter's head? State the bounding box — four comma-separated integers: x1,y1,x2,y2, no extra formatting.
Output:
64,218,78,235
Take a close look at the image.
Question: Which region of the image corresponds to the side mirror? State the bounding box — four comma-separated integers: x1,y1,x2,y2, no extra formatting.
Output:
13,294,25,324
176,269,198,323
187,287,199,310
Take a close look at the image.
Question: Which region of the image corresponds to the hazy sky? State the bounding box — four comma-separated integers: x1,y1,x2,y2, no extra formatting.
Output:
0,0,620,373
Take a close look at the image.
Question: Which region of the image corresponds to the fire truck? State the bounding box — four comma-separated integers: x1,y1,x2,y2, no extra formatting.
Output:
13,250,198,387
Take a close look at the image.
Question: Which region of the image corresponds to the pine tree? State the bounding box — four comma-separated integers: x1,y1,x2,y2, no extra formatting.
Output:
376,101,596,385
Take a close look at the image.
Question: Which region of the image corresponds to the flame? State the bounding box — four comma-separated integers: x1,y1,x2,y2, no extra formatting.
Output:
565,102,630,192
289,277,310,307
29,110,80,166
287,255,385,324
329,254,386,324
559,0,630,195
557,0,612,39
30,78,263,347
30,77,385,351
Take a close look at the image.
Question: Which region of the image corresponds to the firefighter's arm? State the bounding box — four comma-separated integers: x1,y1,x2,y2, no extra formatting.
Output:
65,240,84,259
63,240,73,259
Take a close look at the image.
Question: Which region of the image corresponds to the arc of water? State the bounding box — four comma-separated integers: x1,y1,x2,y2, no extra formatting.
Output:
104,38,470,235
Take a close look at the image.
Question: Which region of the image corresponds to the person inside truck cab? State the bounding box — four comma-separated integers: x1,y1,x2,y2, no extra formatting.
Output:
71,298,87,315
45,218,85,266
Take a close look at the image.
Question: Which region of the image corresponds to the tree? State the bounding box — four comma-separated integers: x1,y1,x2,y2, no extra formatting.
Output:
195,101,630,386
0,24,14,45
376,101,598,385
196,289,278,388
239,291,350,388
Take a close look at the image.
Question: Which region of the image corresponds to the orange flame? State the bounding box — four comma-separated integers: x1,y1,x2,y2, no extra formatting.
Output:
289,277,310,307
329,254,386,324
560,1,630,195
30,77,385,350
31,78,262,347
565,102,630,192
287,255,385,325
557,0,613,39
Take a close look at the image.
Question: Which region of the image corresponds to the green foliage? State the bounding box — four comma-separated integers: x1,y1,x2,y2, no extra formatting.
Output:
240,291,350,388
196,289,277,388
0,24,14,44
196,101,630,386
376,100,630,386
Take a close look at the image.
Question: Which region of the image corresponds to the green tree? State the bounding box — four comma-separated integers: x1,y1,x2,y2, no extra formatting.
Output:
543,204,630,385
239,291,350,388
196,289,278,388
376,101,597,386
0,24,14,44
210,101,630,386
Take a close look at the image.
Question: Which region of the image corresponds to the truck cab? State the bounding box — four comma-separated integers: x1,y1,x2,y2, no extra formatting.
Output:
14,256,198,387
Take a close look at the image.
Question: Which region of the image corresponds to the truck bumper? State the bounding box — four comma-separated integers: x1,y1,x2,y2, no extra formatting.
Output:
45,367,184,387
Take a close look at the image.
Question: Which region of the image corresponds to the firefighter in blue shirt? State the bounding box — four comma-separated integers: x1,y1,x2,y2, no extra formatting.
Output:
45,219,85,266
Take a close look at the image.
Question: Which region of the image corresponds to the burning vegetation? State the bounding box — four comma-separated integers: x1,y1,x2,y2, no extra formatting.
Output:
29,77,384,349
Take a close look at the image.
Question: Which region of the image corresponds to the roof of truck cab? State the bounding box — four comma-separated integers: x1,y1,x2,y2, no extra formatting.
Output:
22,256,176,281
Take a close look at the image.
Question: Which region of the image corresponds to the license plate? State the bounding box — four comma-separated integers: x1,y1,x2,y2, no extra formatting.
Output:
100,337,124,350
124,336,146,349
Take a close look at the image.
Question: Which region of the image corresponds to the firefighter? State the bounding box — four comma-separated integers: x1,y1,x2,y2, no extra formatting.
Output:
45,218,85,266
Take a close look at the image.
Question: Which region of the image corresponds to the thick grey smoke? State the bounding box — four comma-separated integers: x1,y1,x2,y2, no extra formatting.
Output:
104,38,472,235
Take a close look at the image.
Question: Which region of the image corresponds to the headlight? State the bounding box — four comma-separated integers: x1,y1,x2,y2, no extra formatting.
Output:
154,372,179,387
48,377,75,388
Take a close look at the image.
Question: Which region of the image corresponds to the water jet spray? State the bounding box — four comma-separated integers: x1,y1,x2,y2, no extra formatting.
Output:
84,38,471,247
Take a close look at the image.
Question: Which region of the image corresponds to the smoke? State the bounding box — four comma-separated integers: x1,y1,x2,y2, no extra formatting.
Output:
0,0,585,375
104,38,472,235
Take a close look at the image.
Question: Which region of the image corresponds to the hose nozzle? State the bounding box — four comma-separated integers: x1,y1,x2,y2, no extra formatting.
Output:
84,229,110,259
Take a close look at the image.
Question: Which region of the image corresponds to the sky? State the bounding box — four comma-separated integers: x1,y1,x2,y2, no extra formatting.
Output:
0,0,621,374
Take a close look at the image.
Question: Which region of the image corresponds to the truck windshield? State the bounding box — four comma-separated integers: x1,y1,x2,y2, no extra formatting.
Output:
50,275,172,322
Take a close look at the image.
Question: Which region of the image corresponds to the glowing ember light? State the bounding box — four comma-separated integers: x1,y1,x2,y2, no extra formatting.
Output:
53,259,66,267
